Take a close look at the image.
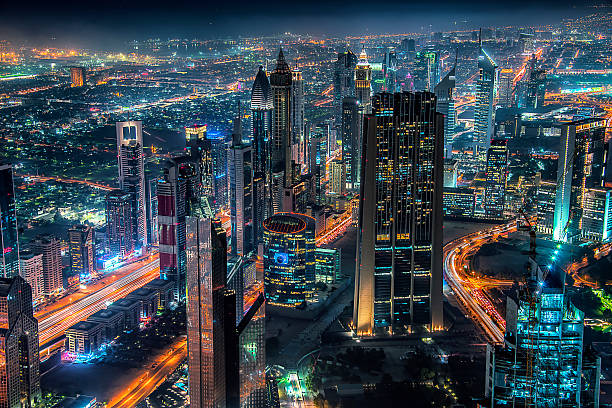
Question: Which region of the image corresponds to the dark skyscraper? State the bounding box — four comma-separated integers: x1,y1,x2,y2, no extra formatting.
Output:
0,163,20,279
484,139,509,219
186,124,214,202
474,41,498,156
434,59,456,157
105,189,134,259
68,225,95,279
353,92,444,335
341,96,359,191
333,50,357,125
0,275,41,408
413,50,440,92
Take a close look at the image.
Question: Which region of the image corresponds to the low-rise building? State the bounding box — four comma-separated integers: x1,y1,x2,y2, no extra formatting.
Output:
65,321,104,355
87,308,125,342
143,278,174,310
108,297,141,330
127,287,160,320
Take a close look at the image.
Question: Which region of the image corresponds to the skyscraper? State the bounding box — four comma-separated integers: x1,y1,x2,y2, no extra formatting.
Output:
498,68,515,108
31,234,63,296
158,157,199,302
473,41,498,155
355,46,372,115
116,121,147,248
270,48,293,203
341,96,359,191
237,290,266,408
105,189,134,259
413,50,440,92
211,138,230,212
484,140,509,220
146,176,159,246
186,216,236,408
0,276,41,408
19,250,45,305
291,69,305,167
525,68,547,109
70,66,85,87
228,113,254,257
333,50,357,125
353,92,444,335
263,213,315,307
329,159,346,196
0,163,20,279
185,124,214,201
68,225,95,279
434,60,456,158
554,118,609,242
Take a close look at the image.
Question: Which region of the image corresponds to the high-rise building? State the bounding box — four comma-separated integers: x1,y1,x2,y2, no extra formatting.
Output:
31,234,63,296
158,157,200,302
443,158,458,188
355,46,372,115
474,41,498,155
146,176,159,246
70,66,85,87
186,216,236,408
251,66,273,228
0,276,41,407
19,250,45,305
554,118,609,242
341,96,359,191
334,50,357,125
581,187,612,242
484,140,509,220
315,248,341,284
353,92,444,335
485,261,600,407
413,50,440,92
185,124,214,201
116,121,147,248
329,159,346,196
228,114,254,257
291,69,305,167
498,68,514,108
68,225,95,279
105,189,134,259
263,213,315,307
536,180,556,236
434,60,456,157
237,289,266,408
211,138,229,212
525,68,546,109
0,163,20,279
270,48,293,194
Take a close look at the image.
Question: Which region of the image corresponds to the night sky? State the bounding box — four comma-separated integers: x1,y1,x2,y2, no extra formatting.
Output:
0,0,597,48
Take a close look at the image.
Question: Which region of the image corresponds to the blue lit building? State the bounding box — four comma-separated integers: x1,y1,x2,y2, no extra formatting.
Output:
0,163,20,278
474,41,498,158
263,213,315,307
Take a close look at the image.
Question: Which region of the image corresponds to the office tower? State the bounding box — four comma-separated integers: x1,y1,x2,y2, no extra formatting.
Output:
186,124,214,200
443,158,458,188
158,157,199,302
291,69,305,167
526,68,546,109
434,60,456,157
116,121,147,248
186,216,234,408
413,50,440,92
31,234,62,296
211,138,230,211
0,276,41,407
19,250,45,305
105,189,134,259
554,118,608,242
308,127,327,206
484,140,509,220
473,40,498,155
353,92,444,335
237,290,266,408
341,96,359,191
70,66,85,87
355,46,372,115
146,177,159,246
329,159,346,195
68,225,95,279
270,48,293,195
485,261,600,407
382,50,398,93
443,188,476,218
263,213,315,307
315,248,341,284
251,66,273,227
498,68,514,108
580,188,612,242
228,115,254,257
334,50,357,125
0,163,20,279
536,180,556,236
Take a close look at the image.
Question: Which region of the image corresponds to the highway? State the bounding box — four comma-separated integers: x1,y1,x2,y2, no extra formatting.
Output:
443,222,518,344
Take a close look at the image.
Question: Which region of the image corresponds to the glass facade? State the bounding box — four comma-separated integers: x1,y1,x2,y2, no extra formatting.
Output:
484,139,509,220
0,164,20,279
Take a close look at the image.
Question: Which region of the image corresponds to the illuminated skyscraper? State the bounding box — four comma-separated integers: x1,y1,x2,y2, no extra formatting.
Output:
526,68,547,109
353,92,444,335
341,96,359,191
157,157,199,302
329,159,346,195
0,276,41,408
270,48,293,202
434,59,456,157
413,49,440,92
211,138,230,211
19,250,44,305
263,213,315,307
473,40,498,155
116,121,147,248
31,234,63,296
484,140,509,220
70,66,85,87
554,118,609,242
228,113,254,257
355,46,372,115
238,289,266,408
186,124,214,201
146,176,159,246
105,189,134,259
0,163,20,279
498,68,515,108
291,69,305,167
334,50,357,126
68,225,95,279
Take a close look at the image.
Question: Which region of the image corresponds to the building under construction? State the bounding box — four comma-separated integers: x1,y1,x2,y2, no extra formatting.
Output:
484,260,600,407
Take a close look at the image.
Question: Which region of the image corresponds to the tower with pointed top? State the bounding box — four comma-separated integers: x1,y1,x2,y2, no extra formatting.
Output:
474,34,498,157
434,56,456,158
355,46,372,115
269,48,293,214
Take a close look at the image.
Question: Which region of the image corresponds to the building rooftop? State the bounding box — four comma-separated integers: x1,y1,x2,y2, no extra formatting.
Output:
263,213,314,235
108,297,140,308
127,287,158,298
67,321,101,332
88,308,122,321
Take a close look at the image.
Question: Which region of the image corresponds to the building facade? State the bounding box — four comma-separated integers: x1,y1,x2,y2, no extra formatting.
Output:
105,190,134,259
484,140,509,220
31,234,63,296
68,225,95,279
19,251,45,305
474,45,498,156
0,163,20,279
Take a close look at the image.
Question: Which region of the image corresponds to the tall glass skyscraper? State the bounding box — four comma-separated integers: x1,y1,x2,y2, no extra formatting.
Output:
484,139,509,220
333,50,357,126
105,189,134,259
116,121,148,248
341,96,359,191
185,124,214,201
413,49,440,92
353,92,444,335
473,43,498,156
355,46,372,115
291,69,305,167
0,163,20,278
68,224,95,279
434,60,456,158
